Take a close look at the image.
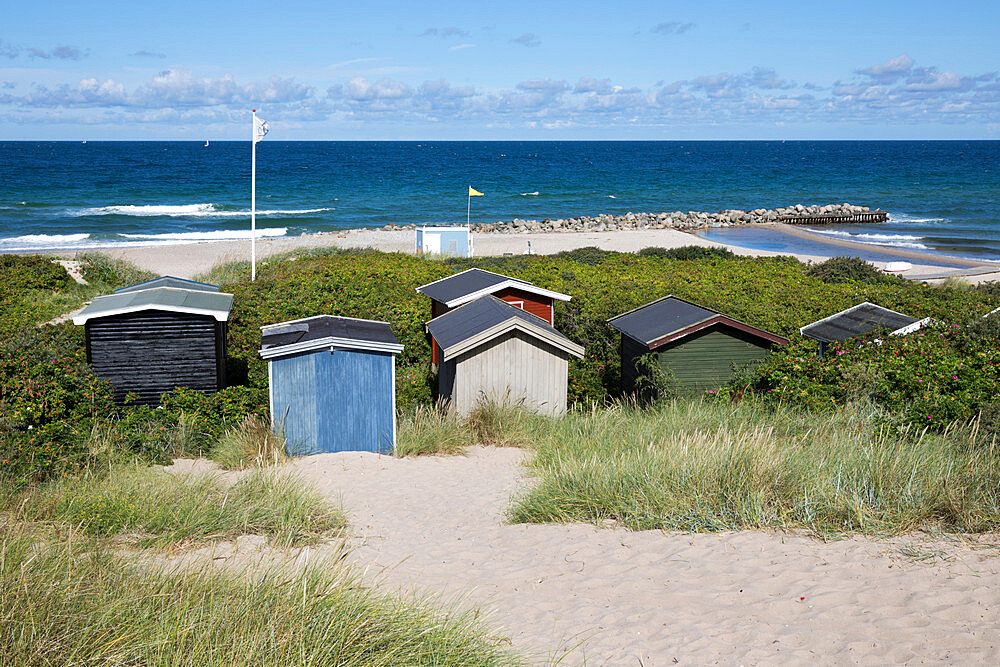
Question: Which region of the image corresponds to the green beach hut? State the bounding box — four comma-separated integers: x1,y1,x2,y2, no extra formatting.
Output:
608,296,788,396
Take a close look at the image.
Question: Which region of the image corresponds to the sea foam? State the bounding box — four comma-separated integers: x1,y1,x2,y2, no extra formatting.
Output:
71,204,334,218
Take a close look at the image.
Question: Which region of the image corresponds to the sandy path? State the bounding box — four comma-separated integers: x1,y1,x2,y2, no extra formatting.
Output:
273,447,1000,666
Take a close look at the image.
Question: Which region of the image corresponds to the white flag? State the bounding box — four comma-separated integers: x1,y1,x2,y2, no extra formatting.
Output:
253,115,269,143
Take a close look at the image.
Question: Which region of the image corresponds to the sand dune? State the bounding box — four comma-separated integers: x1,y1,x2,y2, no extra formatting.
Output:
169,448,1000,664
69,226,1000,284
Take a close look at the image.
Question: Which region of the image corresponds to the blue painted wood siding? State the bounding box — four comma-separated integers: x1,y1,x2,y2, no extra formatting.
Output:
270,348,395,454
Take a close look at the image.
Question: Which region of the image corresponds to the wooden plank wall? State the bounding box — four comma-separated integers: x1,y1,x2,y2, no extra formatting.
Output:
450,330,569,416
317,349,395,453
619,335,649,395
494,287,554,324
86,311,223,405
270,352,320,454
656,327,772,394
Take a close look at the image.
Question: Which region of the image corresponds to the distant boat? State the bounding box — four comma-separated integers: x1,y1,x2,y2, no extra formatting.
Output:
204,140,210,147
81,140,87,144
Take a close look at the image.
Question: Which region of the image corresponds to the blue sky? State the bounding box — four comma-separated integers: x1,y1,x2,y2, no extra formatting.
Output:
1,0,998,139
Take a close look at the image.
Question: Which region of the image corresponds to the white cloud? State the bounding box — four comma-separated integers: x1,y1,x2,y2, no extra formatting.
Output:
511,33,541,47
130,50,166,59
857,54,914,82
651,22,695,35
449,44,476,51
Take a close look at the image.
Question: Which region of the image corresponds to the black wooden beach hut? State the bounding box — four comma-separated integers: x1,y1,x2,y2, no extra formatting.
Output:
73,276,233,404
608,296,788,396
800,302,923,354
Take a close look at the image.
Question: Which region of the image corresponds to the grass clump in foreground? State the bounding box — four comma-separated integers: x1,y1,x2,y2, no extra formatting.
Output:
13,464,343,547
395,400,544,456
209,414,289,469
0,531,520,666
509,399,1000,536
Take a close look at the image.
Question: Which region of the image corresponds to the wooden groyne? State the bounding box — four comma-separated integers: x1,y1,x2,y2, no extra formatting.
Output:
777,210,889,225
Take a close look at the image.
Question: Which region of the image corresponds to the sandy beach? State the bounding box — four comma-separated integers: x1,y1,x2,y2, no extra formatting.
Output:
168,449,1000,665
64,223,1000,284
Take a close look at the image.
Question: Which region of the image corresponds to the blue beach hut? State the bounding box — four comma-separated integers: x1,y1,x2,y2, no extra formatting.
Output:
259,315,403,454
416,225,470,257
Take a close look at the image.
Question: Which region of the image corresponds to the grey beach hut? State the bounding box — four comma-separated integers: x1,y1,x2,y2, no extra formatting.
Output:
426,296,584,416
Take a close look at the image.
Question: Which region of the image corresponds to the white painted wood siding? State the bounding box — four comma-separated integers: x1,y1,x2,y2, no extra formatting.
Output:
445,330,569,416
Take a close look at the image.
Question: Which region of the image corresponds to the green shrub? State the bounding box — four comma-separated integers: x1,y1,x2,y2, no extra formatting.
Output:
552,245,614,265
0,324,115,484
638,245,737,260
805,256,895,284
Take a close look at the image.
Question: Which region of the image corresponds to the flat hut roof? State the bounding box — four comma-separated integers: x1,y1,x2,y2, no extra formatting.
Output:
426,296,584,361
73,283,233,325
260,315,403,359
800,302,920,343
416,268,571,308
608,295,787,349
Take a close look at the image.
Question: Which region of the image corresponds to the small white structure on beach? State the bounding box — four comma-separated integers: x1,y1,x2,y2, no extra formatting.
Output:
416,225,470,257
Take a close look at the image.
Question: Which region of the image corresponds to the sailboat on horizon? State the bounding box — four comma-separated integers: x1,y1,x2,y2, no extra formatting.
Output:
204,140,210,147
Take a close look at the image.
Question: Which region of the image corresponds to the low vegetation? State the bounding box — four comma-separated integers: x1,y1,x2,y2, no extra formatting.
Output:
11,464,343,547
0,529,521,666
503,399,1000,536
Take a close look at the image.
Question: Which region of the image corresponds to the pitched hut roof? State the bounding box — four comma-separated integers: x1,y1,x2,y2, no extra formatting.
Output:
114,276,220,294
799,302,920,343
260,315,403,359
416,268,571,308
426,296,584,362
73,285,233,325
608,295,787,349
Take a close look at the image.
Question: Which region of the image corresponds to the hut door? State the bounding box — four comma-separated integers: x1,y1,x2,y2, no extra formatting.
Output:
424,233,441,254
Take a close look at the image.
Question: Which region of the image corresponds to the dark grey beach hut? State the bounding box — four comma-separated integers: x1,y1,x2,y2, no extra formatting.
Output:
426,296,584,416
73,276,233,404
260,315,403,454
608,296,788,396
800,302,924,354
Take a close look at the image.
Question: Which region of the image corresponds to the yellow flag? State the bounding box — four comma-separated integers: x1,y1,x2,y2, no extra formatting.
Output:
468,186,484,196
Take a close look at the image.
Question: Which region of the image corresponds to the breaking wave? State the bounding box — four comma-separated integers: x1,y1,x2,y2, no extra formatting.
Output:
70,204,334,218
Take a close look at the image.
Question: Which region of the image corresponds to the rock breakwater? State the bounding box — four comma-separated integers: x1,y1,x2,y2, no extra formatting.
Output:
377,203,884,234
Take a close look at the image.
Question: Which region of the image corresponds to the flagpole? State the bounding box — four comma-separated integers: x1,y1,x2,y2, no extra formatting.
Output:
251,110,257,282
467,186,471,226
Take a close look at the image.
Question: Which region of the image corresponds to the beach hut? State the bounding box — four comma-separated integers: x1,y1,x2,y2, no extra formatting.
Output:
259,315,403,454
426,296,584,416
416,268,572,364
608,296,788,396
73,276,233,405
416,225,470,257
800,302,924,354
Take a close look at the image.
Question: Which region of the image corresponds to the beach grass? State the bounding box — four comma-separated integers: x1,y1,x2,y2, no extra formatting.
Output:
0,529,521,666
508,399,1000,536
10,463,343,547
395,405,473,456
209,414,289,469
395,400,545,456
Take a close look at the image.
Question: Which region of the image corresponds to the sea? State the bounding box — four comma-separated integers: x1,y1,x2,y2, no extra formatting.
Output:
1,140,998,262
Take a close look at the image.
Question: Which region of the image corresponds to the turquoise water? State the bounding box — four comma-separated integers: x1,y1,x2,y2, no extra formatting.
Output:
1,141,997,260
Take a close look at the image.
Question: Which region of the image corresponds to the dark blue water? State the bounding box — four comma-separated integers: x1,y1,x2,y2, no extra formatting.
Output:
1,141,998,260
